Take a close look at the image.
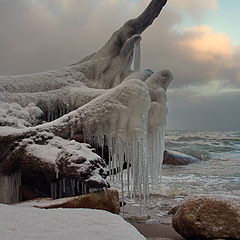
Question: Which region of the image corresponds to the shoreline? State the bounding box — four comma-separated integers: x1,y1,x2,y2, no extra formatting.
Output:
123,193,185,225
132,223,184,240
123,194,185,239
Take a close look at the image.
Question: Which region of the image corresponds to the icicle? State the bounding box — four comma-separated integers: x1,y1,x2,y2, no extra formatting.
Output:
81,182,84,194
63,178,66,193
83,183,87,194
120,153,125,218
50,182,57,199
81,73,168,205
59,179,63,198
55,167,59,179
133,40,141,72
0,171,21,204
71,179,75,196
77,180,80,193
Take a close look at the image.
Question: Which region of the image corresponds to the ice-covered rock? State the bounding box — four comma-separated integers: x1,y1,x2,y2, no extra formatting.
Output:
0,131,109,203
172,195,240,240
163,150,200,165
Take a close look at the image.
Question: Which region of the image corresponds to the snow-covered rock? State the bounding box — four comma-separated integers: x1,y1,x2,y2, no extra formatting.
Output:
0,204,146,240
0,130,109,204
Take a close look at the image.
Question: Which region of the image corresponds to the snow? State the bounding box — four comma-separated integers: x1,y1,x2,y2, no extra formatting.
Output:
24,135,101,166
0,126,24,136
0,101,43,128
23,134,109,188
0,204,146,240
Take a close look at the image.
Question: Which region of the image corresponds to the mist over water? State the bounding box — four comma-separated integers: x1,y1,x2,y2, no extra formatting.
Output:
160,130,240,196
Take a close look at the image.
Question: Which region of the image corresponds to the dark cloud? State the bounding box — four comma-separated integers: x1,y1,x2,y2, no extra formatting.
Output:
0,0,133,75
167,89,240,130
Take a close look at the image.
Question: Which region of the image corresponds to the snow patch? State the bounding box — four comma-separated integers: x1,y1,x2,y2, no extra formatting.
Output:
0,204,146,240
0,102,43,128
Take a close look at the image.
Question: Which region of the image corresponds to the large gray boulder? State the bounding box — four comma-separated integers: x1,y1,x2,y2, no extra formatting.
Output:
172,195,240,240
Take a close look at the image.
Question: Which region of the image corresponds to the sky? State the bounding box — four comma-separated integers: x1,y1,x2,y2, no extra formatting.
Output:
0,0,239,131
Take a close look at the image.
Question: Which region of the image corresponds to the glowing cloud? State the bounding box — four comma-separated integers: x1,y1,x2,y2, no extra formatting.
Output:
177,25,232,61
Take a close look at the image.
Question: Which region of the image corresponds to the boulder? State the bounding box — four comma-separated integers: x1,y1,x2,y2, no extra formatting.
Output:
16,189,120,214
163,150,200,165
167,205,179,215
172,195,240,240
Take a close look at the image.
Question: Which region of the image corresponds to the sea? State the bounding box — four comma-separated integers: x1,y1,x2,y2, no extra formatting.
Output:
160,130,240,196
117,130,240,221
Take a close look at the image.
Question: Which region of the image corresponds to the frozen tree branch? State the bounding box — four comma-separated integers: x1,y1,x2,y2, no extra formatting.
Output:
0,0,171,194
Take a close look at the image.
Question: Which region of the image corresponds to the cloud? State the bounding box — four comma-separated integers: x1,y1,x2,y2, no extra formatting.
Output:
0,0,239,87
167,87,240,130
0,0,239,130
169,0,217,18
0,0,135,75
141,20,240,88
177,25,232,60
171,0,217,10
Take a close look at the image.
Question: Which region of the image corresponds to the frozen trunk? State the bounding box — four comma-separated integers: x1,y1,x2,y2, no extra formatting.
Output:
0,0,171,205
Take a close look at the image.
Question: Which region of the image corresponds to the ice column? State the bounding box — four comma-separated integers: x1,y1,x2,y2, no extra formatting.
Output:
133,41,141,72
0,171,21,204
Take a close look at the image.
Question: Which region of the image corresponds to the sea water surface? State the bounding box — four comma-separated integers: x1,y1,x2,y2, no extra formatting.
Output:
160,130,240,196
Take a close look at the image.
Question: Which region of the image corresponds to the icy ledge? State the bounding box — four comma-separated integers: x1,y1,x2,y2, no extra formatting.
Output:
0,130,109,189
0,204,146,240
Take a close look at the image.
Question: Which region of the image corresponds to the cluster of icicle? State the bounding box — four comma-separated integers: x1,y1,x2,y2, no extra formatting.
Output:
50,178,94,199
87,42,167,203
0,171,21,204
85,127,166,200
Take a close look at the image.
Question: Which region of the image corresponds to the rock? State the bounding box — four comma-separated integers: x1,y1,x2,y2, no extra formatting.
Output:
172,195,240,240
167,206,179,215
16,189,120,214
163,150,200,165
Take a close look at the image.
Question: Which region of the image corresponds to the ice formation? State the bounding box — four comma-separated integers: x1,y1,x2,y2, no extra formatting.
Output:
0,0,171,203
0,102,43,128
0,172,21,204
50,179,90,199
